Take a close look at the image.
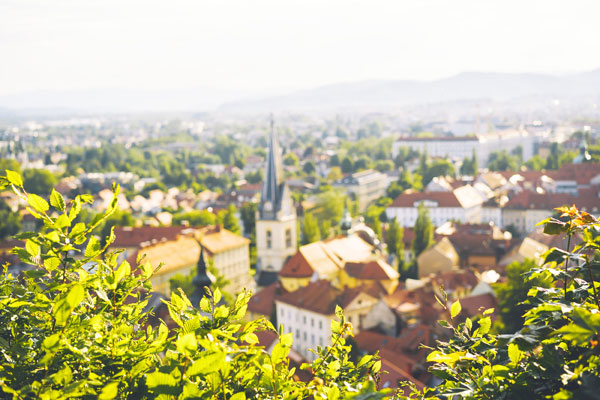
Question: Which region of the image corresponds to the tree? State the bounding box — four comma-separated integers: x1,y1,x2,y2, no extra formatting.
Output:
173,209,217,227
0,199,21,240
459,150,478,176
239,202,257,236
353,155,372,172
218,204,241,234
244,170,262,184
374,160,394,173
493,258,553,334
0,171,386,399
487,150,519,171
302,161,316,175
524,155,546,170
23,168,57,196
422,159,455,186
301,212,321,245
385,218,404,268
283,152,299,167
327,166,343,182
412,203,433,257
341,156,354,174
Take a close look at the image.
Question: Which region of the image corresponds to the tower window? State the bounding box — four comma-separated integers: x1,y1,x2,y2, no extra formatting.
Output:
285,228,292,248
267,230,272,249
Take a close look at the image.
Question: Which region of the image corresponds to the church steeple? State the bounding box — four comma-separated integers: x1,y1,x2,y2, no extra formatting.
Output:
259,116,284,220
190,244,215,307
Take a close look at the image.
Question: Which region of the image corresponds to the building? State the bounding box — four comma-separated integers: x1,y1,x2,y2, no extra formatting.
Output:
275,280,392,361
334,169,388,211
385,186,482,228
255,120,298,283
416,237,459,278
198,225,254,295
501,191,575,235
278,232,398,294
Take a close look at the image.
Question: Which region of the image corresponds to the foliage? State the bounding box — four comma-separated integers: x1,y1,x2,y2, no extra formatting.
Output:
239,202,257,236
387,170,423,198
283,153,299,167
312,189,346,234
23,168,57,197
217,204,241,235
487,150,520,172
0,199,22,240
459,150,478,176
301,212,321,245
411,204,433,257
421,159,455,186
385,218,404,270
99,209,136,246
0,171,385,399
302,161,316,175
493,258,553,334
172,209,217,227
401,205,600,399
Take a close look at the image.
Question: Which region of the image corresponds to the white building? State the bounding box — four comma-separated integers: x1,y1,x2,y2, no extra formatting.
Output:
275,280,392,361
386,186,482,228
334,169,388,211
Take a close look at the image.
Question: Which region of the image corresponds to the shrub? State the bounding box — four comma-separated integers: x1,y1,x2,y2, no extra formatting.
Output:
0,171,385,399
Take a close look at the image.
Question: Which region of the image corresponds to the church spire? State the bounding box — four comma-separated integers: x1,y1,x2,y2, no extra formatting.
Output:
190,243,215,307
259,115,283,219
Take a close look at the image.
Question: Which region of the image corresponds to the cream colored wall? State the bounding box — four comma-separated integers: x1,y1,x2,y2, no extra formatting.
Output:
256,216,297,272
211,244,253,295
280,276,311,292
151,262,195,296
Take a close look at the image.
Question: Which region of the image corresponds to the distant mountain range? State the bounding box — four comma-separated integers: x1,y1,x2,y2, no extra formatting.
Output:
219,69,600,113
1,69,600,114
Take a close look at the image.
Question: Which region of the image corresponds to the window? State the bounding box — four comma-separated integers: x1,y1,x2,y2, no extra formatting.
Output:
266,230,272,249
311,334,315,344
296,329,300,338
285,228,292,248
303,316,306,324
303,331,307,341
310,318,314,327
319,320,322,330
280,308,284,317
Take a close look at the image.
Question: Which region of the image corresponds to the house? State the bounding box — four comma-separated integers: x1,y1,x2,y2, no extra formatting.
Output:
110,226,192,263
334,169,388,211
275,280,391,361
386,186,482,228
501,191,577,235
197,225,254,295
416,237,459,278
278,233,398,294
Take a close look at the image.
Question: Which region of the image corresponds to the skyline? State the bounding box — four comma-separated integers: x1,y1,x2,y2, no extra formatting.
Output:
2,0,600,99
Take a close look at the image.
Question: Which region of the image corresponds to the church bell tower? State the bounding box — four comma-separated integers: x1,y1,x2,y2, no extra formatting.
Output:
255,118,297,275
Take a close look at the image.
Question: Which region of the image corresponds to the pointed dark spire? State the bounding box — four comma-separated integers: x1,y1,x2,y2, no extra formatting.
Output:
340,200,353,234
190,243,215,307
259,115,284,219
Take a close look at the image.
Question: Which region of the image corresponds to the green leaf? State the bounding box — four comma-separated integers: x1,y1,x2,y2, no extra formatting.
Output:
176,333,197,355
199,297,211,313
28,193,49,213
50,189,66,212
54,285,85,326
114,260,131,285
508,343,522,364
450,299,461,319
25,239,40,257
85,236,101,258
543,220,567,235
271,342,290,364
69,196,81,221
98,381,119,400
186,351,225,376
231,393,246,400
5,169,23,187
44,257,61,271
554,323,595,344
42,333,61,351
476,317,491,336
66,284,85,308
213,287,222,304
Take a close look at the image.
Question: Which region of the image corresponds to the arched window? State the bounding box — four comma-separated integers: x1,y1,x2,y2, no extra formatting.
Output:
267,230,272,249
285,228,292,248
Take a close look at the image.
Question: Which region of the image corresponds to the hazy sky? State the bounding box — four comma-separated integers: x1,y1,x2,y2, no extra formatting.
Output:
1,0,599,96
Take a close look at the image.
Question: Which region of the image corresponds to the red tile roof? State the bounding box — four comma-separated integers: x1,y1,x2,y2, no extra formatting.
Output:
549,163,600,185
279,251,314,278
112,226,190,248
345,260,399,280
504,191,575,210
390,191,462,208
459,293,497,320
247,281,287,317
275,280,379,315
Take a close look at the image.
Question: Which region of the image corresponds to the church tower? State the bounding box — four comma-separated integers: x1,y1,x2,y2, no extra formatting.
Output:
256,118,297,276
